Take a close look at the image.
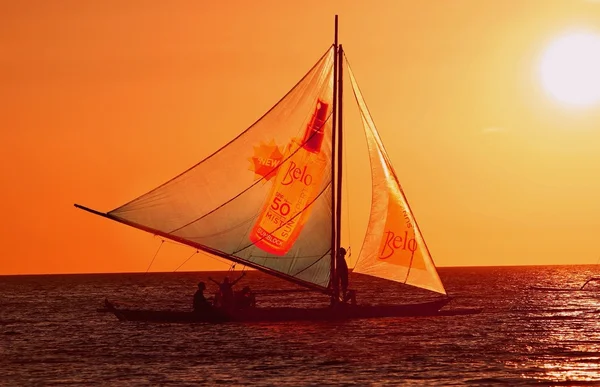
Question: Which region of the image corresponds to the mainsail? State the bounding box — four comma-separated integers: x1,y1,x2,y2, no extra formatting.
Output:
84,48,336,291
346,58,447,295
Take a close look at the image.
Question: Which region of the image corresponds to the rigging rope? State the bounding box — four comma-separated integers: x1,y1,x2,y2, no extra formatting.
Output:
173,250,199,272
125,238,165,303
229,262,247,273
145,239,164,273
157,237,236,267
341,83,354,267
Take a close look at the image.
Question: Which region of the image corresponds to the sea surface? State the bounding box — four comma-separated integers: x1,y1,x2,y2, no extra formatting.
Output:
3,266,600,386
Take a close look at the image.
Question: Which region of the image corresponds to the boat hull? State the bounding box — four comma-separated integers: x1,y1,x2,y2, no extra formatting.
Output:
104,298,481,323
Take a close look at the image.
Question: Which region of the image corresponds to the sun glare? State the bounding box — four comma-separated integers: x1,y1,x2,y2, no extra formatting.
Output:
540,31,600,107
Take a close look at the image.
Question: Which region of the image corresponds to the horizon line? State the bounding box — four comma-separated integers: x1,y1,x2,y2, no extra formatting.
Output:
2,262,599,277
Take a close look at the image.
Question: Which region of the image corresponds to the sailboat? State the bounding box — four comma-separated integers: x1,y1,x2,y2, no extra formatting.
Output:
76,16,481,323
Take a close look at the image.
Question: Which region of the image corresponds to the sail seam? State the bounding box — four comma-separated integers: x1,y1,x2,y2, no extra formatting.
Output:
232,181,332,255
343,55,378,271
109,46,335,214
166,111,334,235
292,250,331,278
108,211,330,292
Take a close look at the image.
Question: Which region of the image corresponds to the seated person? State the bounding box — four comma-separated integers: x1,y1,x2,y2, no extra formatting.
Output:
193,282,212,312
234,286,256,309
343,289,357,306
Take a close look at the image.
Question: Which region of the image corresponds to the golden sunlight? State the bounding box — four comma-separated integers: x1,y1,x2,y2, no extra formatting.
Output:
540,31,600,107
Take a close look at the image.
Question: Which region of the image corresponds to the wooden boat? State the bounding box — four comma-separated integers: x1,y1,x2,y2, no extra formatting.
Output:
76,16,482,323
104,298,481,323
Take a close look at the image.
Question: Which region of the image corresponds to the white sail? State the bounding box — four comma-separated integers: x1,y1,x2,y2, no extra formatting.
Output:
105,48,336,290
346,60,447,295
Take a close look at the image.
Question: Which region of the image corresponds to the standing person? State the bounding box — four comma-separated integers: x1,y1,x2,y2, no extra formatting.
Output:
209,272,246,310
337,247,349,301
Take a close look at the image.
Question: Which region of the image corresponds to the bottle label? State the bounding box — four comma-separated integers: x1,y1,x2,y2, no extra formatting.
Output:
249,99,329,256
251,151,317,255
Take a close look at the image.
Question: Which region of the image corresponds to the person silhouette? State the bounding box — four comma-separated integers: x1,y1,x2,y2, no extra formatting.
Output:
193,281,211,312
209,272,246,310
235,286,256,309
337,247,349,301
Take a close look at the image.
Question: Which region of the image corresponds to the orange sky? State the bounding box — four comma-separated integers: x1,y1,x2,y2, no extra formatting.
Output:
2,0,600,275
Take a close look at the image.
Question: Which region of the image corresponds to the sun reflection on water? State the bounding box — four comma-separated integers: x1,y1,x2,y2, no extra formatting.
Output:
504,272,600,384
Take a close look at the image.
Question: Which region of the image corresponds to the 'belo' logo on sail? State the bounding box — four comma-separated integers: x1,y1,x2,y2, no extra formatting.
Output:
281,161,313,186
379,230,418,259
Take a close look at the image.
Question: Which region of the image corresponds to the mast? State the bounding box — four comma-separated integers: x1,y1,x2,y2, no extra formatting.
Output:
335,43,344,299
330,15,339,304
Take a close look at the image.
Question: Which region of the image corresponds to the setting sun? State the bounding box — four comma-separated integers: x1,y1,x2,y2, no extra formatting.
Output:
540,31,600,107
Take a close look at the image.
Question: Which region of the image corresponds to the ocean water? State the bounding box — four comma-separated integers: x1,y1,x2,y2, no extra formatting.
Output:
2,266,600,386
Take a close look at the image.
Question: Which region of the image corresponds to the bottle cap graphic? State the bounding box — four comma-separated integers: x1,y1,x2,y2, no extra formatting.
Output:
301,99,329,153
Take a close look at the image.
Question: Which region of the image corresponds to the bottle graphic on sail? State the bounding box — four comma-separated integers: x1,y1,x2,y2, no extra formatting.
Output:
249,99,329,256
